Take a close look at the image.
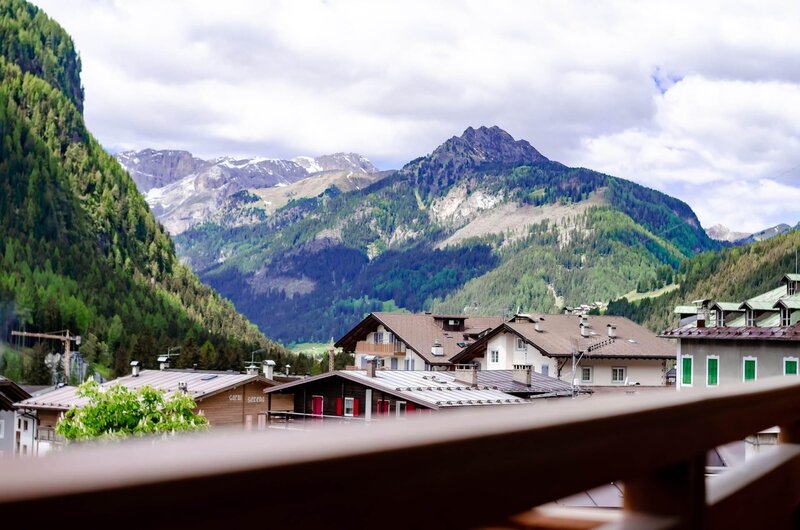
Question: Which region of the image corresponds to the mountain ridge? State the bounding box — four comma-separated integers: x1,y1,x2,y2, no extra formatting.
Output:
174,125,718,343
117,149,378,233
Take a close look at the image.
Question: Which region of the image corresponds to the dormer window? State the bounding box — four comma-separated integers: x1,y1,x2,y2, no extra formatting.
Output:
789,282,798,296
746,310,755,327
782,308,792,327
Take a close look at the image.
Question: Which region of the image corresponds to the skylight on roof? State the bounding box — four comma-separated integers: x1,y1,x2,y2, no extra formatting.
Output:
200,374,218,381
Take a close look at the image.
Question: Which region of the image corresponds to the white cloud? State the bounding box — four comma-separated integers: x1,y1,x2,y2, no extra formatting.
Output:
31,0,800,231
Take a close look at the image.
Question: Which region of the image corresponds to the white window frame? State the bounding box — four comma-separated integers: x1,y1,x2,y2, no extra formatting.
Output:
784,356,799,376
343,397,355,417
611,366,627,384
490,350,499,363
706,355,720,387
580,366,593,383
0,419,4,439
781,309,792,327
681,355,694,387
746,310,755,327
743,356,758,382
396,401,407,417
516,338,526,350
375,332,385,344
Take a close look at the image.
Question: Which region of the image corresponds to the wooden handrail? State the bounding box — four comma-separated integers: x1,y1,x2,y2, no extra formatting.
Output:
3,377,800,529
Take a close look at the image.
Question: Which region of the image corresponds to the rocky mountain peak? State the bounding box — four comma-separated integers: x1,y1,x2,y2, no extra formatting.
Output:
405,125,550,194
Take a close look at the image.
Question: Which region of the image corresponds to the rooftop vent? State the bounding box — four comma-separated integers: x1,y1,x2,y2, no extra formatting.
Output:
262,359,276,379
130,360,140,377
580,323,589,338
607,324,617,339
364,355,378,377
177,381,188,393
535,317,544,332
431,340,445,356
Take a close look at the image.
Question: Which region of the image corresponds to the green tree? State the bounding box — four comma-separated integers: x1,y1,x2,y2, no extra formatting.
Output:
24,342,51,384
55,380,208,441
198,340,217,369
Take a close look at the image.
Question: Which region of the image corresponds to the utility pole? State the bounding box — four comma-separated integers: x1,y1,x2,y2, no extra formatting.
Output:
11,330,81,380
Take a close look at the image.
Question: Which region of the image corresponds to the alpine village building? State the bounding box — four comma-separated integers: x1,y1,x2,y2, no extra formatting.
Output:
13,365,286,455
336,312,675,388
662,273,800,388
263,357,573,424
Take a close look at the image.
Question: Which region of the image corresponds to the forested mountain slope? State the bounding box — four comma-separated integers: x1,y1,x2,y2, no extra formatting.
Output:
0,0,286,381
177,126,718,344
606,228,800,332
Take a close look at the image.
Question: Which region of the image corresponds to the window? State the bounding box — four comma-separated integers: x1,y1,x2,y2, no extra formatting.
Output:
396,401,407,416
23,419,29,432
611,367,627,384
516,338,526,350
743,357,757,381
541,365,549,377
785,357,799,376
746,310,755,327
360,356,367,369
344,397,355,417
490,350,499,363
580,366,593,383
390,358,398,370
682,356,693,386
0,419,4,439
707,356,719,386
375,332,385,344
781,309,792,327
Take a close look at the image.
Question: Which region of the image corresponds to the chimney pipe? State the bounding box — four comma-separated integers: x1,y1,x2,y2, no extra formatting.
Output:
580,323,589,338
263,359,276,379
178,381,188,393
534,317,544,332
513,364,532,387
245,364,258,376
607,324,617,338
365,355,378,377
130,360,140,377
431,340,444,357
454,364,478,386
328,344,335,372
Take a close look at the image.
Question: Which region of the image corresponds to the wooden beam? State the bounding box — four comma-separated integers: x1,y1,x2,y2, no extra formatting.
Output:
2,377,800,528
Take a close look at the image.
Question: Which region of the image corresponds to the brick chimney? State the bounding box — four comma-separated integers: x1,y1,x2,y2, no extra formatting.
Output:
454,364,478,386
365,355,378,377
513,364,532,387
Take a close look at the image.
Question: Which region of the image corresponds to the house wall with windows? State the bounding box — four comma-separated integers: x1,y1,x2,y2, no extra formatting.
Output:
677,339,800,388
482,333,557,376
560,358,667,387
13,412,37,456
287,376,429,419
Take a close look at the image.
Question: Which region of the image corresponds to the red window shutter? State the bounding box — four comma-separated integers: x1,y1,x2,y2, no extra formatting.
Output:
353,398,359,416
407,402,415,413
336,397,343,416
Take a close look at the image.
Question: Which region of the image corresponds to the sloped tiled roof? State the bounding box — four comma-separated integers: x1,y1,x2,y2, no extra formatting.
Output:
452,314,675,363
14,369,275,411
335,312,505,365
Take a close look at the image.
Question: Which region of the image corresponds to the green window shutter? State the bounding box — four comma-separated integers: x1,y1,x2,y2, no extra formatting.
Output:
786,359,798,375
682,357,692,385
707,358,718,386
744,359,756,381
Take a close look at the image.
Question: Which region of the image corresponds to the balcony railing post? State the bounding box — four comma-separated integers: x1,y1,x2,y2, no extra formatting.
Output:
624,453,705,529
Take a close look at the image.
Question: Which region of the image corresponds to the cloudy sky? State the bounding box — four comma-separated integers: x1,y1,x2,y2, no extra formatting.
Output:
33,0,800,232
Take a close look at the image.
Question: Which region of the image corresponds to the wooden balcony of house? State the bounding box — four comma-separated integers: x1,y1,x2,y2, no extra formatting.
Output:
354,340,404,355
3,377,800,529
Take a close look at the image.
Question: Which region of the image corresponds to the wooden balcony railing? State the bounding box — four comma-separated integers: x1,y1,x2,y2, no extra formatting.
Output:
3,377,800,529
354,340,403,355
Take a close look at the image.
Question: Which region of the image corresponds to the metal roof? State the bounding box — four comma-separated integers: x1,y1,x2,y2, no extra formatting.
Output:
14,369,273,411
660,323,800,341
710,302,743,312
264,370,527,409
473,370,572,394
775,295,800,310
674,305,698,315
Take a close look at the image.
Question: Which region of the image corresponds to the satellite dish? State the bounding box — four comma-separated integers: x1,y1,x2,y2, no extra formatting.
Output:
44,353,60,369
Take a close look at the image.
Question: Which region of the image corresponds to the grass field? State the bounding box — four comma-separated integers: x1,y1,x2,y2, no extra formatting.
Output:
618,283,680,303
